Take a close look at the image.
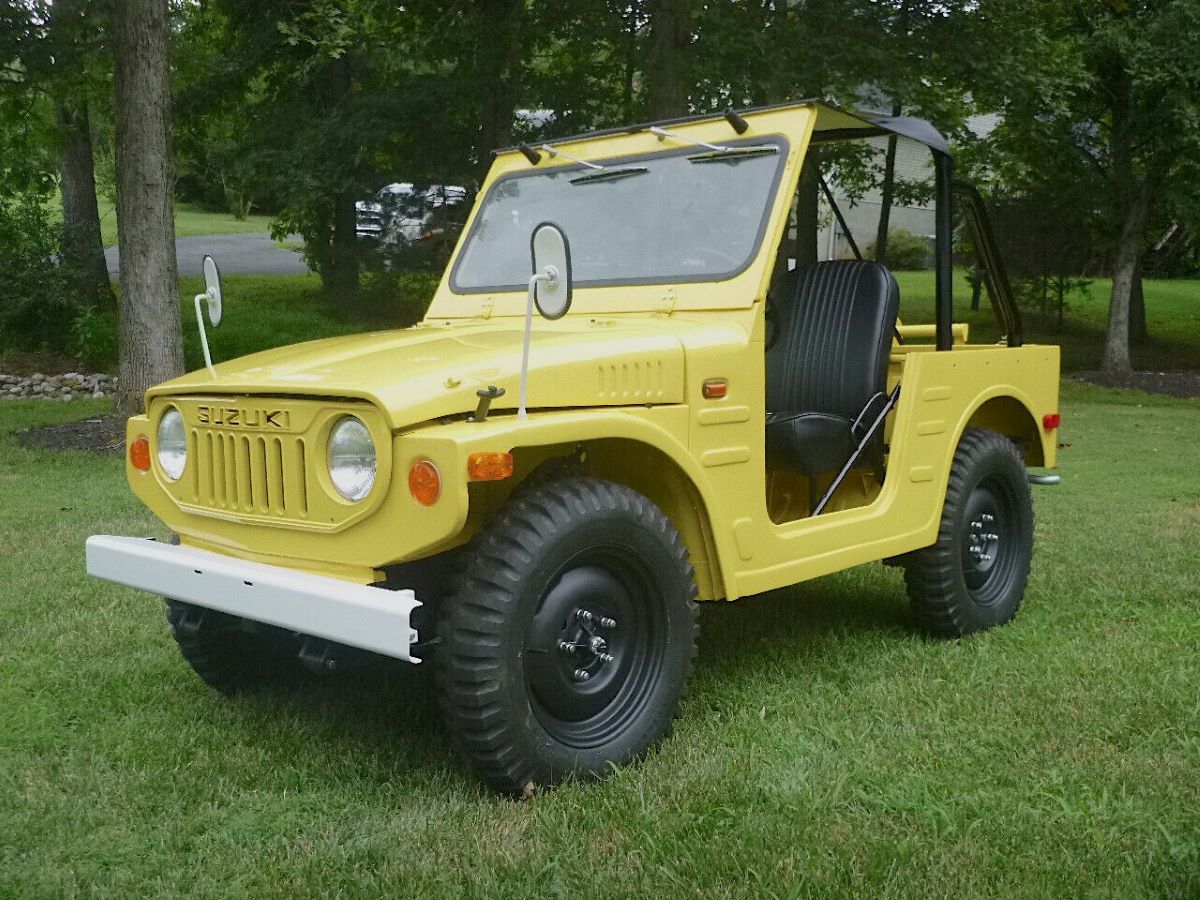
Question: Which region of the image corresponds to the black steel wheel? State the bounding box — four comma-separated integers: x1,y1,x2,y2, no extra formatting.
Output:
165,600,301,695
904,428,1034,637
435,477,698,794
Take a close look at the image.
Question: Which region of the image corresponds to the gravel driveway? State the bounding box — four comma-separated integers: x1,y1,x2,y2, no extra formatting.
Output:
105,233,309,277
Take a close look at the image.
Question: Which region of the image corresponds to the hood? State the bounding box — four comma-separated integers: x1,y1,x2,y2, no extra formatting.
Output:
148,321,686,429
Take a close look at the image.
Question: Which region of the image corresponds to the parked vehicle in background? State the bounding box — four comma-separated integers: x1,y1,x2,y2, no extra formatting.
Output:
355,182,467,248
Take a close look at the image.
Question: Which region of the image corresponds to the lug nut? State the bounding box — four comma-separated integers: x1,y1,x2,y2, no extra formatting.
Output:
598,652,615,664
599,616,617,630
981,513,995,523
573,668,591,682
558,640,576,654
979,553,992,562
576,609,594,625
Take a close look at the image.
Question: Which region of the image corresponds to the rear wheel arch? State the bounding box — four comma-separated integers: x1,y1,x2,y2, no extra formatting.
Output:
963,394,1044,466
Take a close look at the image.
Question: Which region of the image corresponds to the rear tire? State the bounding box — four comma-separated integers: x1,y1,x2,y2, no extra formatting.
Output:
166,600,300,695
435,477,699,794
904,428,1034,637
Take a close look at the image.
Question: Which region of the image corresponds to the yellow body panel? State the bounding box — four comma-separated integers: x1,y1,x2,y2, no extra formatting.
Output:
127,101,1061,599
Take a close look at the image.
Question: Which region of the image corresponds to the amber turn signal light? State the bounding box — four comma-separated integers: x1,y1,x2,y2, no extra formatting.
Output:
129,435,151,472
408,459,442,506
702,379,728,399
467,452,514,481
1042,413,1061,430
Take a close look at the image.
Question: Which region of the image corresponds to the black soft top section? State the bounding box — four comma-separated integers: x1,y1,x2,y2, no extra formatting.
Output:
864,115,951,157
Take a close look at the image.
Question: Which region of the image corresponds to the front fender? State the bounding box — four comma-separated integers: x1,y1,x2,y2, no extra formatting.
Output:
404,405,735,598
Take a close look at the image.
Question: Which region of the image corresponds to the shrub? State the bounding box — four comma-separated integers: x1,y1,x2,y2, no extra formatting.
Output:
0,188,77,357
352,270,439,327
71,306,120,372
867,228,932,270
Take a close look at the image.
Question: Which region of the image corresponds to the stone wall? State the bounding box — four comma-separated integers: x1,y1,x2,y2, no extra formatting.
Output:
0,371,115,401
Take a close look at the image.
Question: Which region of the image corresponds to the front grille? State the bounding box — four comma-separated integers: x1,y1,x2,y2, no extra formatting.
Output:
191,429,309,519
152,396,389,532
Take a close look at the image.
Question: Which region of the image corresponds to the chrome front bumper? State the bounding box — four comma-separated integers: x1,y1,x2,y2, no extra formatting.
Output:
85,535,421,663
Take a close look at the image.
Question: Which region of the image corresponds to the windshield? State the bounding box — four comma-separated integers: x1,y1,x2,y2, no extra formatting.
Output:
450,137,787,293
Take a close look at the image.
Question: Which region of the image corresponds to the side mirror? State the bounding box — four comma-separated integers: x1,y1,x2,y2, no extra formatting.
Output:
193,254,224,375
517,223,573,419
530,221,572,319
201,255,223,328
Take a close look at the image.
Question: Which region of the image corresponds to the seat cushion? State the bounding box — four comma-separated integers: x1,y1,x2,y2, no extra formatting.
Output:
766,412,855,477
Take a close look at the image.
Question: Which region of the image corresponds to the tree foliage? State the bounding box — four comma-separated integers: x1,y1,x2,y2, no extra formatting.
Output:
3,0,1200,374
971,0,1200,371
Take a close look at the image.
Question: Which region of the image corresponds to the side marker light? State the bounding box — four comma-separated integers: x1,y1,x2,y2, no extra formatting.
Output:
702,379,728,399
1043,413,1061,430
467,452,514,481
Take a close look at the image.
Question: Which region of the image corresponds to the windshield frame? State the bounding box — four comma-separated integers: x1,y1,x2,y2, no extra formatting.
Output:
447,135,789,295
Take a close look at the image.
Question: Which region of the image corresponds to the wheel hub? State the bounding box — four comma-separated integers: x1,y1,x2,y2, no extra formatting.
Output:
967,512,998,567
961,484,1008,595
524,566,635,723
560,613,618,681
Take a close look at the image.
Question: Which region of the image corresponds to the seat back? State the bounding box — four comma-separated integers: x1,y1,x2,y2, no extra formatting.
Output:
766,260,900,417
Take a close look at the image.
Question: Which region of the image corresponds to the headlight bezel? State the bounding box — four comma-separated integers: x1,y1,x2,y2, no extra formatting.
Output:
327,414,378,503
156,406,187,481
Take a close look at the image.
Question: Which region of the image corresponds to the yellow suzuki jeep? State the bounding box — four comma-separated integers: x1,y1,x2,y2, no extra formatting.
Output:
87,101,1060,793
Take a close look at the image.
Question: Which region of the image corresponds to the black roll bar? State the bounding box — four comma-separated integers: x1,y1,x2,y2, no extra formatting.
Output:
934,155,955,351
953,181,1023,347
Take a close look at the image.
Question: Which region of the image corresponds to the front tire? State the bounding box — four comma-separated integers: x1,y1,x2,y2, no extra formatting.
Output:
904,428,1034,637
436,477,699,794
166,600,300,694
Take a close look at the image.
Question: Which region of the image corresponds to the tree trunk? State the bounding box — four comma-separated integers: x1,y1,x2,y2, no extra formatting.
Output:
622,1,640,120
969,267,983,311
1128,257,1147,343
873,101,903,265
112,0,182,417
476,0,524,179
325,189,359,297
645,0,690,118
1102,183,1149,374
57,102,114,310
321,55,360,296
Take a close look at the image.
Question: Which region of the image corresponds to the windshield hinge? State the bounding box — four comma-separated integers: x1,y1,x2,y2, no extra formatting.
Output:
655,287,678,317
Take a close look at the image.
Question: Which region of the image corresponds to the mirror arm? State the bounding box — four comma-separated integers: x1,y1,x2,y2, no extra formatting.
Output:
193,292,216,376
518,267,557,420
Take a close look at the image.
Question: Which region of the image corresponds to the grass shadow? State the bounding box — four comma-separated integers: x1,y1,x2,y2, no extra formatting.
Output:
693,568,917,683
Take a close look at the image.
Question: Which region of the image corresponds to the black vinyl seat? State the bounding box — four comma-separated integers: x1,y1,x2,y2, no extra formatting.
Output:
766,260,901,510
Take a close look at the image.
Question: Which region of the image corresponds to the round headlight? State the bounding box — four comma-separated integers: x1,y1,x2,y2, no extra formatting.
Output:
328,416,376,502
157,407,187,481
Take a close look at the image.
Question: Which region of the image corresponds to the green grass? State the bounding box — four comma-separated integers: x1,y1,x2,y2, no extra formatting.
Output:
87,194,273,247
894,270,1200,372
1,383,1198,897
176,271,432,372
177,274,363,372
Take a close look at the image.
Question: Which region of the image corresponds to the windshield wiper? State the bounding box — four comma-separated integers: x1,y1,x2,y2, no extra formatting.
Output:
570,166,648,185
688,145,780,164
